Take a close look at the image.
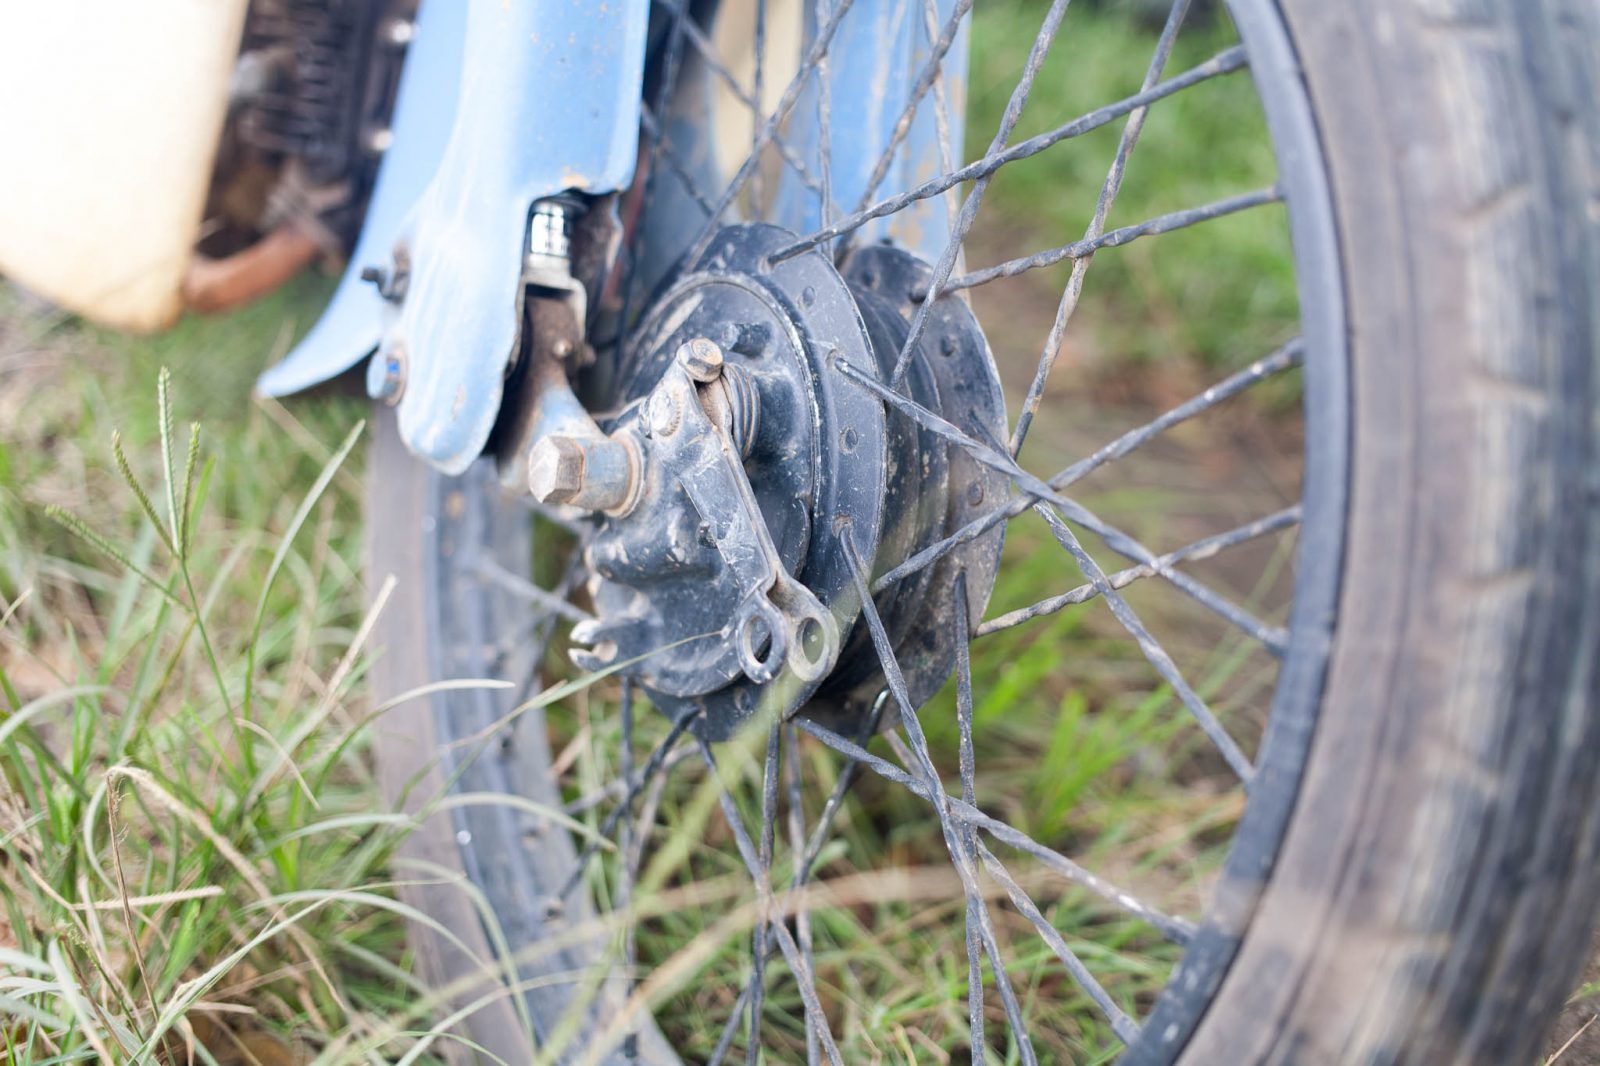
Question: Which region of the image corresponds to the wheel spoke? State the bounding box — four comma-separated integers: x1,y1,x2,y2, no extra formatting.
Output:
707,987,749,1066
798,692,888,873
699,739,846,1066
556,706,702,905
1032,502,1254,780
752,0,768,210
974,840,1141,1045
685,0,861,266
616,0,696,347
561,745,695,816
874,499,1014,597
784,723,821,1066
833,351,1063,498
842,530,1038,1065
871,338,1303,594
1042,497,1291,656
814,0,835,233
617,679,641,1061
919,0,964,238
627,745,673,882
978,505,1302,636
938,186,1283,296
639,106,718,217
770,45,1249,263
1042,338,1303,490
515,494,595,535
652,0,838,208
743,723,781,1065
511,548,591,705
953,575,986,1060
470,556,595,625
887,0,1072,389
836,354,1289,654
1009,0,1192,454
706,699,887,1066
845,0,976,227
795,715,1197,942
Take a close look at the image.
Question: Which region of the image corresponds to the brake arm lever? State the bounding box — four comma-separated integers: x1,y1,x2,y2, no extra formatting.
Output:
647,361,840,686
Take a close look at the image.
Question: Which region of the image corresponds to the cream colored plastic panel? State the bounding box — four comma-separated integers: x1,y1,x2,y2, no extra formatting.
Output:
0,0,248,331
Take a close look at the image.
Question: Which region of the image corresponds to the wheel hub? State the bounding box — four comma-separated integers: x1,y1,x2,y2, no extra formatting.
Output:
564,224,1007,737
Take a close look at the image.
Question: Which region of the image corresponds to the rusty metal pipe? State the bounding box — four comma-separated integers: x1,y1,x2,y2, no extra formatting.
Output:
182,221,321,314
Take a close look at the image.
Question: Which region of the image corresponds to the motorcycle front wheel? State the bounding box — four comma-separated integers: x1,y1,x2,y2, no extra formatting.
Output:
366,1,1600,1062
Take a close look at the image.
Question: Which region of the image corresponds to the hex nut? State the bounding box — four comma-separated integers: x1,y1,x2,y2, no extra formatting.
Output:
676,337,725,382
527,436,585,504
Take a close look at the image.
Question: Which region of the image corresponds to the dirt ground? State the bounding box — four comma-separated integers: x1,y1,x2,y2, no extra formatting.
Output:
1550,936,1600,1063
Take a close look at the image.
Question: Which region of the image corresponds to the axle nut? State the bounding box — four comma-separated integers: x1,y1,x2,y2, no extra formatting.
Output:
528,436,585,504
529,434,641,514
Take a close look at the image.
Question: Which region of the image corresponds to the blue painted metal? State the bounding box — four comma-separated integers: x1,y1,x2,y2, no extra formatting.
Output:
261,0,960,475
255,0,466,399
259,0,649,475
775,0,966,263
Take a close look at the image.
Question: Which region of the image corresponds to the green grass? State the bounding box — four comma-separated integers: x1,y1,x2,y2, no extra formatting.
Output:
0,6,1304,1064
967,1,1299,372
0,289,434,1062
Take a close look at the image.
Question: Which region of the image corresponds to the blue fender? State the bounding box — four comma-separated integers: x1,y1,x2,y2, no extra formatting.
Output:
775,0,967,262
260,0,962,477
257,0,648,475
254,0,465,402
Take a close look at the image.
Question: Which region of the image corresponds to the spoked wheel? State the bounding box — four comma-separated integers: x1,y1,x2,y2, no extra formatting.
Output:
367,1,1599,1063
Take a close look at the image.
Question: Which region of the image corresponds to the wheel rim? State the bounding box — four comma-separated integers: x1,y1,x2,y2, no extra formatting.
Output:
413,0,1350,1061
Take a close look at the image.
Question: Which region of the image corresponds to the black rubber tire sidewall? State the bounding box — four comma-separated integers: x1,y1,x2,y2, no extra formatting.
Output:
1169,1,1600,1063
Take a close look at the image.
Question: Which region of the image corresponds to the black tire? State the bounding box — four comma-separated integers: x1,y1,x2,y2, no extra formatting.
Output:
1166,1,1600,1062
366,422,528,1066
367,412,677,1065
365,0,1600,1062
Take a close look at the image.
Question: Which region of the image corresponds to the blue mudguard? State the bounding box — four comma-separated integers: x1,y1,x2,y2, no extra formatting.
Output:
254,0,464,405
774,0,966,262
260,0,960,477
257,0,648,474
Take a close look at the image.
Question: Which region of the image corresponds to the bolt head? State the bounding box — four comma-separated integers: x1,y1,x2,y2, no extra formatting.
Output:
647,390,682,437
676,336,725,382
717,321,771,357
527,436,585,504
375,343,406,405
380,17,416,46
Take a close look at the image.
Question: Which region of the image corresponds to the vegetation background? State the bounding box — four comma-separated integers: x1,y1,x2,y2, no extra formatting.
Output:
1,2,1596,1063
